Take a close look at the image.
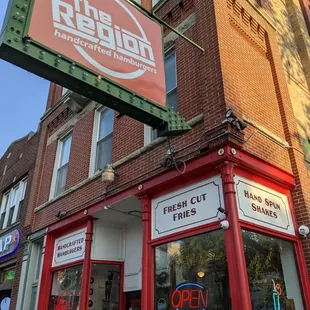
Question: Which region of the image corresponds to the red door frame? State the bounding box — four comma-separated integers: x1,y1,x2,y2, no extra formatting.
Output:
90,260,125,310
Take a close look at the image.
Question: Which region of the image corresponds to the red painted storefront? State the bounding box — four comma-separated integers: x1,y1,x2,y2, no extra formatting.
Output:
37,146,310,310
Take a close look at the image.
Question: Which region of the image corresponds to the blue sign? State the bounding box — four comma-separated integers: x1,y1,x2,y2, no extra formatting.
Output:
0,229,20,260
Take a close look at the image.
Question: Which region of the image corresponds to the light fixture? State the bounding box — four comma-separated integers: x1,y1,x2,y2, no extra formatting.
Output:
235,119,248,131
225,109,237,120
197,271,205,278
101,164,119,184
223,109,248,132
217,206,228,215
56,210,68,219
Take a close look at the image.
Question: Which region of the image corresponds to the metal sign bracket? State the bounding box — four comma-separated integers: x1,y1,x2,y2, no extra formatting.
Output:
127,0,205,54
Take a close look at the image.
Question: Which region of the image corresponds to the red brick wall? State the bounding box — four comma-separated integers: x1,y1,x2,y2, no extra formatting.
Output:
67,110,94,187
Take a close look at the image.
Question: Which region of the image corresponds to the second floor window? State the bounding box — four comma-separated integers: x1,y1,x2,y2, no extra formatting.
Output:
51,135,72,198
145,51,178,144
0,178,27,230
94,108,114,173
165,51,178,112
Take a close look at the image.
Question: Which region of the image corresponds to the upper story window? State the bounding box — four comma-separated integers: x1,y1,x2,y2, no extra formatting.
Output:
300,0,310,34
91,108,114,175
152,0,160,7
165,51,178,112
0,178,27,230
50,134,72,198
62,87,68,96
144,51,177,144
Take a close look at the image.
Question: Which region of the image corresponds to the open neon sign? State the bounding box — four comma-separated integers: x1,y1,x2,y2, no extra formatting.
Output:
171,282,208,310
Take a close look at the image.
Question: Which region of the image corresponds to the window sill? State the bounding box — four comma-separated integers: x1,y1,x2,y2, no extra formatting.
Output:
0,222,21,235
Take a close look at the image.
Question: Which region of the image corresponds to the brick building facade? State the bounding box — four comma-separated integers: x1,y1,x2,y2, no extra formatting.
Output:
0,131,39,310
13,0,310,309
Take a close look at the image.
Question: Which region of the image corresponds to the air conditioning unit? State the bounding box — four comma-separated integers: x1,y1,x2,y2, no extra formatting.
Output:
63,91,89,113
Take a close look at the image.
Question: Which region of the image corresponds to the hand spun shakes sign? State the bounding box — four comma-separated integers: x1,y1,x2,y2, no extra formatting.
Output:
52,228,86,267
235,176,295,235
152,176,225,239
28,0,166,106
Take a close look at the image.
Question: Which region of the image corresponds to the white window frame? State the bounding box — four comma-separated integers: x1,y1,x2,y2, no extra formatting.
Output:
144,51,177,145
49,133,72,199
0,178,27,230
89,107,114,176
152,0,160,7
61,87,68,96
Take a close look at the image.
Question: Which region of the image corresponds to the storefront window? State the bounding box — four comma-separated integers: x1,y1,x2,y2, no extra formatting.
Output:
242,231,304,310
48,264,82,310
89,263,121,310
126,291,141,310
3,269,15,281
155,230,230,310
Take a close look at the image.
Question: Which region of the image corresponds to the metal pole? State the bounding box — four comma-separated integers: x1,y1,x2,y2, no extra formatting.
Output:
126,0,205,54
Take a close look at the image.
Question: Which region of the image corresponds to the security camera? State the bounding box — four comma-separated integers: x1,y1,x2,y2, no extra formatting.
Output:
298,225,310,237
220,220,229,230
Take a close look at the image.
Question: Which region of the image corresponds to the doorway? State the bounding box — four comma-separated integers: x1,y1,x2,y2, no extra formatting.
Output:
89,262,123,310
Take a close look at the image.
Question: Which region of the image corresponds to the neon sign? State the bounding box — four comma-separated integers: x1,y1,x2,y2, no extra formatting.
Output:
171,282,208,310
272,280,282,310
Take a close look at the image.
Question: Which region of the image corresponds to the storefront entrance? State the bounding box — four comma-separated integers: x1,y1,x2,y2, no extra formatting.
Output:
89,263,122,310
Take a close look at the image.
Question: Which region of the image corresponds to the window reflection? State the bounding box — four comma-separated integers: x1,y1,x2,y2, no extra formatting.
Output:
48,265,82,310
89,264,121,310
242,231,304,310
155,230,231,310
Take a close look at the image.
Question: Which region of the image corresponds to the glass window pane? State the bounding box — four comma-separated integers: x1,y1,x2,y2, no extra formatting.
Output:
60,136,72,167
7,206,15,226
243,231,304,310
165,52,177,93
35,242,44,281
21,181,27,200
126,291,141,310
167,89,178,112
0,213,5,230
155,230,231,310
99,109,114,140
96,136,112,171
12,187,19,206
2,193,9,212
55,164,68,196
48,265,82,310
89,264,121,310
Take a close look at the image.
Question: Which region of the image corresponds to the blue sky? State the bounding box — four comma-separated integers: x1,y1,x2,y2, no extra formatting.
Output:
0,0,50,157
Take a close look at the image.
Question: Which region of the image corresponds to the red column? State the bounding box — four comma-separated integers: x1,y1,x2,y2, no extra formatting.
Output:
37,233,54,309
139,195,154,310
79,219,93,309
219,161,252,309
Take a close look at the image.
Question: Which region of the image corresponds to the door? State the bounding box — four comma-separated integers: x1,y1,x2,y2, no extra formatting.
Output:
89,263,122,310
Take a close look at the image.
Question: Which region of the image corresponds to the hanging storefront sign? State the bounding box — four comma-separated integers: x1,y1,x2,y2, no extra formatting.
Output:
52,228,86,267
171,282,208,310
152,176,225,239
28,0,166,107
0,229,20,260
235,175,295,235
0,0,190,136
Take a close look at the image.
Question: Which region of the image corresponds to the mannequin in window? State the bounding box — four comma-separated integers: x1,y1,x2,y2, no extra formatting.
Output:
105,272,113,301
